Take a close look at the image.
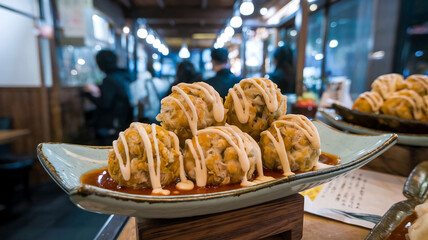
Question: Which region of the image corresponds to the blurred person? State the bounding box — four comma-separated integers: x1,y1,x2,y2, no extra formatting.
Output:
84,49,133,145
165,60,202,96
268,44,296,94
205,48,241,98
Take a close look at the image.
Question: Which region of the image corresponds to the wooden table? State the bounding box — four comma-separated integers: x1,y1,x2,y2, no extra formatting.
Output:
0,129,30,145
116,213,370,240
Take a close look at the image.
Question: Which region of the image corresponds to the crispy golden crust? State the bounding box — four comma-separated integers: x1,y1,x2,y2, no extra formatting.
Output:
108,123,180,189
224,78,287,140
183,127,257,186
380,90,425,121
371,74,406,99
259,118,320,173
405,74,428,96
156,83,225,146
352,91,383,114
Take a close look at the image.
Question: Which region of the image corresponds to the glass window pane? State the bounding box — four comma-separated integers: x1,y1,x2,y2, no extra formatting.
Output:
304,10,324,93
325,0,374,94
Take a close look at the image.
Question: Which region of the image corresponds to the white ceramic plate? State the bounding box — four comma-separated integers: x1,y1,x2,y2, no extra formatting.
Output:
37,121,397,219
319,108,428,147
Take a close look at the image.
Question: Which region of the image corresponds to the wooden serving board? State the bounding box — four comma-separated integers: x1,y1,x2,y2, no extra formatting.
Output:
136,194,304,240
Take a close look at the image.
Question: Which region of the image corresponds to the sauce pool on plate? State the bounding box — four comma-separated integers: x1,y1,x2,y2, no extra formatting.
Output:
81,152,340,196
386,213,417,240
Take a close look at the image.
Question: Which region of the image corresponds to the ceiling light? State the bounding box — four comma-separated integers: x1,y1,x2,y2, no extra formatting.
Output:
225,26,235,37
329,39,338,48
315,53,324,60
137,28,148,39
152,53,158,60
214,42,224,49
146,34,155,44
230,16,242,28
162,48,169,56
179,42,190,59
267,0,299,25
309,4,318,11
260,7,268,16
122,26,130,34
240,0,254,16
77,58,85,65
153,39,161,48
289,30,297,36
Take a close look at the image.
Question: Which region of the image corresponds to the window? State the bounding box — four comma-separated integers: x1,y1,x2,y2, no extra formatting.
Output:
325,0,374,94
304,10,325,93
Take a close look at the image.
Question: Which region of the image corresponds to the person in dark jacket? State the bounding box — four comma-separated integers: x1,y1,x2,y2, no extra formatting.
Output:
165,60,202,96
85,50,133,145
268,44,296,94
205,48,241,98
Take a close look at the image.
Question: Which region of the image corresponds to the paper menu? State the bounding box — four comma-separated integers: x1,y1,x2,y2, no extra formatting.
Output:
301,169,407,229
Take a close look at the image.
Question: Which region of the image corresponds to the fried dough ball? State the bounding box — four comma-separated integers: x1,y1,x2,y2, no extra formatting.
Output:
156,82,225,145
380,90,425,121
352,91,384,114
108,122,180,189
371,73,406,99
405,74,428,96
183,125,259,186
224,78,287,140
259,114,321,174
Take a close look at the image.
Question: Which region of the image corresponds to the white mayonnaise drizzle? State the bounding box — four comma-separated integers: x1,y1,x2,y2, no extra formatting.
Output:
162,82,225,135
263,115,321,176
186,125,273,187
371,74,404,99
229,78,279,124
359,91,383,112
113,123,170,195
407,75,428,95
386,91,424,120
170,131,194,191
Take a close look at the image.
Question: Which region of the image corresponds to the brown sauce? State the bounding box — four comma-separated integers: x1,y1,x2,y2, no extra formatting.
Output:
386,213,417,240
80,152,340,196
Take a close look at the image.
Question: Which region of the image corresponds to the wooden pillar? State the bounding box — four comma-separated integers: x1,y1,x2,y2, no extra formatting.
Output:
295,0,309,96
48,0,63,142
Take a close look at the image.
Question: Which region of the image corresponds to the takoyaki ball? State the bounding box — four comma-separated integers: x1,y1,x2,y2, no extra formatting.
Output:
156,82,225,145
405,74,428,96
259,114,321,174
108,122,180,189
380,90,425,121
371,73,406,99
183,125,260,186
224,78,287,140
352,91,384,114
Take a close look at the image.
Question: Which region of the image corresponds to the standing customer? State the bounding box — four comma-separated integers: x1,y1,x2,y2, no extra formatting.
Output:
269,44,296,94
205,48,241,98
84,50,133,145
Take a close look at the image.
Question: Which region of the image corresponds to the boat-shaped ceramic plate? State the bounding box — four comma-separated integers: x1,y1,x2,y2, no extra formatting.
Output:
37,121,397,219
332,103,428,134
320,108,428,147
365,161,428,240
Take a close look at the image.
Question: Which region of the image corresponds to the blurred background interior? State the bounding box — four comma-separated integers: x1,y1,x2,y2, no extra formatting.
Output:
0,0,427,239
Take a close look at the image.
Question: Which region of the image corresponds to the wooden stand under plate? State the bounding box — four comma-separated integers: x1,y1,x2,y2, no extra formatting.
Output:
136,194,304,240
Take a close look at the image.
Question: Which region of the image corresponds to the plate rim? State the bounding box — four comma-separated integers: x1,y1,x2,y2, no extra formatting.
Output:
37,120,397,203
319,108,428,137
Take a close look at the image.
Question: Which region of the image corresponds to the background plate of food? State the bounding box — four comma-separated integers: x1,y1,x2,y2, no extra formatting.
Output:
319,108,428,147
37,120,397,219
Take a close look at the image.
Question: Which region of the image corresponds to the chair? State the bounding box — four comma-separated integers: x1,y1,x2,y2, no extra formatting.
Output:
0,117,35,216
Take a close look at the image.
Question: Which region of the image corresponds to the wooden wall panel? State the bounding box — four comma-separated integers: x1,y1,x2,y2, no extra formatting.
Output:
0,87,50,155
